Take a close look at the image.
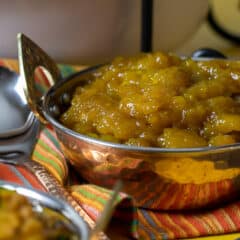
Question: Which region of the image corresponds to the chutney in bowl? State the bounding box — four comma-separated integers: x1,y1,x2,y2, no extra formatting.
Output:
60,52,240,148
19,36,240,210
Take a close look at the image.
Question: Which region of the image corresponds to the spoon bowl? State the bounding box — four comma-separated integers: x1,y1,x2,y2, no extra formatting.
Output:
0,180,89,240
0,66,34,138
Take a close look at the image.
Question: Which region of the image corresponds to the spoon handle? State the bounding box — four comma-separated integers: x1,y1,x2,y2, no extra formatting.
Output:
24,160,109,240
18,33,62,124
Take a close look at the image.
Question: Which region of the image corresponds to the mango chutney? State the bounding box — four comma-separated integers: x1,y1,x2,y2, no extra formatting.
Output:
60,52,240,148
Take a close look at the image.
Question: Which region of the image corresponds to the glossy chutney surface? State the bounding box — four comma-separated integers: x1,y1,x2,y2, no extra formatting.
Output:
60,52,240,148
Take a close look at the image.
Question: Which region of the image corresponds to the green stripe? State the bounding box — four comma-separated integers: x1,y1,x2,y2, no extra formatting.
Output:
75,188,108,206
131,219,138,233
36,84,47,95
33,150,63,178
93,185,111,195
93,185,123,203
38,139,62,160
43,129,61,149
59,64,76,78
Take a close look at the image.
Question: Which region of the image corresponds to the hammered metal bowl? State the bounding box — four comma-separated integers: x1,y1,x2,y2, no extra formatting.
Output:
18,34,240,210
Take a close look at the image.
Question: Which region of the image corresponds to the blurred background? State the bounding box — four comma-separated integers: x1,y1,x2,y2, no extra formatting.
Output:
176,0,240,57
0,0,239,64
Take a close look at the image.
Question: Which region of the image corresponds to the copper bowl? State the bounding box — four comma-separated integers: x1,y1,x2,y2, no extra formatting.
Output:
19,34,240,210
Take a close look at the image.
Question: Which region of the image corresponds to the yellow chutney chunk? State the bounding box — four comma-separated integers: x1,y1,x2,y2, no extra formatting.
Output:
209,135,236,146
204,113,240,137
60,52,240,148
158,128,207,148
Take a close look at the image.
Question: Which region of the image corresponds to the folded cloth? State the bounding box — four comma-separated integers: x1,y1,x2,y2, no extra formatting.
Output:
1,59,240,239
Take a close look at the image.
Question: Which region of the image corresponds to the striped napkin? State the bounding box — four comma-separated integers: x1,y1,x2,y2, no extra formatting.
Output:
1,59,240,240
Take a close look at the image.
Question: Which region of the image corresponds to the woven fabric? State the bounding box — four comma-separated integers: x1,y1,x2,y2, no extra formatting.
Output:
1,59,240,239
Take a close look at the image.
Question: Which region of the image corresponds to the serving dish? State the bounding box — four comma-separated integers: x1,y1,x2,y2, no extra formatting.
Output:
0,180,89,240
19,34,240,210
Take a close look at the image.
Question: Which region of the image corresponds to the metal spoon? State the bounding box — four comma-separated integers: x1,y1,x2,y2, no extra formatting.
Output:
0,66,34,138
0,117,99,239
0,64,98,237
0,110,116,240
0,33,120,240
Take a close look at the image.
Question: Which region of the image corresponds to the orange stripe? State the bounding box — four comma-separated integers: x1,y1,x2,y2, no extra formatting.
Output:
210,182,222,203
171,214,200,237
35,142,66,176
222,180,233,196
189,184,205,208
164,214,188,238
123,172,152,206
169,184,193,209
71,185,111,201
138,227,151,240
146,212,169,238
208,182,217,204
230,205,240,228
203,183,210,207
205,212,226,234
38,66,52,87
215,179,221,202
40,134,68,174
0,59,19,72
34,143,66,180
41,133,63,156
138,211,171,239
163,182,182,209
218,208,237,231
0,59,5,66
196,183,210,208
35,68,47,88
155,182,177,209
221,204,240,230
181,214,206,236
151,181,171,208
192,215,212,235
35,140,63,165
71,191,104,212
213,208,232,232
149,212,170,236
212,181,219,204
33,156,62,184
0,164,23,185
154,212,180,238
17,166,46,192
201,213,222,234
216,180,223,201
177,184,192,209
6,60,19,72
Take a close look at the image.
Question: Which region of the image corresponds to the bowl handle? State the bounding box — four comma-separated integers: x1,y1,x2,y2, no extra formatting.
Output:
18,33,62,124
191,48,227,59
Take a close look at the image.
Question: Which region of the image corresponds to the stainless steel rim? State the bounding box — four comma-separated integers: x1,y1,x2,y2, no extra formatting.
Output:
0,180,89,240
42,65,240,155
